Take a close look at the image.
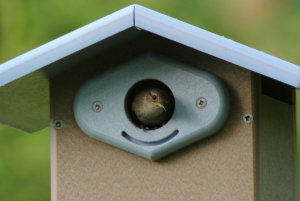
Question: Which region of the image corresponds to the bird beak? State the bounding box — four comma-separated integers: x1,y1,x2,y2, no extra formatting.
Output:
157,103,166,111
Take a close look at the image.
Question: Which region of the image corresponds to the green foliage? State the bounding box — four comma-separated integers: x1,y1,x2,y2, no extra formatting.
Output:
0,0,299,200
0,127,50,201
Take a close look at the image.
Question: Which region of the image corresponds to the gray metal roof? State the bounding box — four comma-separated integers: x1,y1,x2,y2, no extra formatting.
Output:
1,4,300,132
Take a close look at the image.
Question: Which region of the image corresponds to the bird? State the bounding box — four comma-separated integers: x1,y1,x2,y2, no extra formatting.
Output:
131,88,172,129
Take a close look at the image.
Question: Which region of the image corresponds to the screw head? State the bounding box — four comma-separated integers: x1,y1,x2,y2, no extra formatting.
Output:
196,97,207,109
243,114,253,124
54,120,63,130
92,101,103,112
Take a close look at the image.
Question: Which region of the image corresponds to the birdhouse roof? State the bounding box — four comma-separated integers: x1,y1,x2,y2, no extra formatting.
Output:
0,4,300,132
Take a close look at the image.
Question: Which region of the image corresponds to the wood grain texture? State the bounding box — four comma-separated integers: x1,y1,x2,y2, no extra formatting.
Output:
50,34,256,201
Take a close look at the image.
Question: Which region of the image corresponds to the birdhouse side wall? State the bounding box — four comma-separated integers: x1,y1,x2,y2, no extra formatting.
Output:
256,78,296,201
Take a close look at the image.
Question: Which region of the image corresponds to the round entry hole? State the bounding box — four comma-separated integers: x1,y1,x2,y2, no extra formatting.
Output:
125,79,175,130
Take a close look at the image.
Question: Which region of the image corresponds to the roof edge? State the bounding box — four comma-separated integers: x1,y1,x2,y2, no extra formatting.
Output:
1,4,300,88
0,5,135,86
134,5,300,88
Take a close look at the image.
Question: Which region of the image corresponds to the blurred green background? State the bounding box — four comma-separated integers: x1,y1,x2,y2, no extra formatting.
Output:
0,0,299,200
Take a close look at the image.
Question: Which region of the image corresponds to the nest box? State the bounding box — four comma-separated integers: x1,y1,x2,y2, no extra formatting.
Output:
0,5,299,201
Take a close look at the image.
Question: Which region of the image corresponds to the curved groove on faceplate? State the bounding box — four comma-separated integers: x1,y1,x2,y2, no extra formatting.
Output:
122,129,179,146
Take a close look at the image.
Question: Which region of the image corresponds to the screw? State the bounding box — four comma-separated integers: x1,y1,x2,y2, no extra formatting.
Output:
196,97,207,109
243,114,253,124
54,120,63,130
92,101,103,112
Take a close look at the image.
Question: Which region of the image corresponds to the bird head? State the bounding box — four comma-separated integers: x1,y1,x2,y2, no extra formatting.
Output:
131,88,171,127
148,89,167,111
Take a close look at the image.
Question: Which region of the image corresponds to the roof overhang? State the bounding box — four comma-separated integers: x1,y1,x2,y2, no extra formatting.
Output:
0,4,299,132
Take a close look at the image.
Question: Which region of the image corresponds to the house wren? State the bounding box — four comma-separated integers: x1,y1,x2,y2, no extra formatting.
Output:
131,88,172,128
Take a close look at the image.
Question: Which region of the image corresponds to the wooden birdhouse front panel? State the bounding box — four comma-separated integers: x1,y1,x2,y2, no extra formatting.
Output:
50,36,258,201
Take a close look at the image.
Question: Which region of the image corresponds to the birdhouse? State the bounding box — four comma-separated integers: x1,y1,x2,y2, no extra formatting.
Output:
0,5,299,201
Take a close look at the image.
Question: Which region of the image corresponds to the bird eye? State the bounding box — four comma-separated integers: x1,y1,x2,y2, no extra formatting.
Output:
152,94,157,100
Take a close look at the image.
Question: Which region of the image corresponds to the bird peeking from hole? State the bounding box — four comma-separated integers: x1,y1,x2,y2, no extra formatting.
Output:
131,88,172,130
